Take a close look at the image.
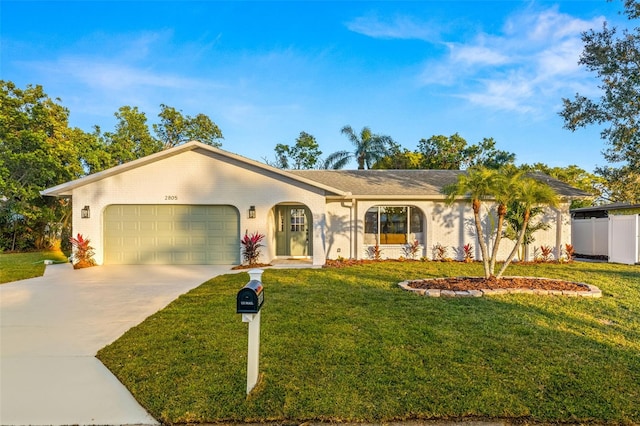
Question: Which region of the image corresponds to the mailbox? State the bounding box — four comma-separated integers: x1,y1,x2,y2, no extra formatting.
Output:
237,280,264,314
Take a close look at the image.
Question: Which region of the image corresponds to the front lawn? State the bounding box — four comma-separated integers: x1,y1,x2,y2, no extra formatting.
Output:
0,250,68,284
97,261,640,424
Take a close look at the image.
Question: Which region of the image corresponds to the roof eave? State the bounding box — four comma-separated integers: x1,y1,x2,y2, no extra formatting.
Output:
41,141,348,197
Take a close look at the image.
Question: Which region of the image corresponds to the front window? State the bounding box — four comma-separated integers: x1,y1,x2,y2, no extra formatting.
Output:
364,206,423,245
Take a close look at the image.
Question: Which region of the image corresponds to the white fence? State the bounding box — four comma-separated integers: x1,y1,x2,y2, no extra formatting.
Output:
609,215,640,265
571,217,608,257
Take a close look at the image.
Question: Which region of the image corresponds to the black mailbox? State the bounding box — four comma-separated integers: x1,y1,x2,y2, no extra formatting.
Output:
237,280,264,314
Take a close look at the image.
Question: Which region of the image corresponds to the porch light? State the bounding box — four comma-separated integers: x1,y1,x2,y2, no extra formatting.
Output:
81,205,90,219
248,205,256,219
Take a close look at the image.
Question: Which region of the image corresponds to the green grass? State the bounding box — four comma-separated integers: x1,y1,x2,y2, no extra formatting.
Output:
97,261,640,424
0,250,69,284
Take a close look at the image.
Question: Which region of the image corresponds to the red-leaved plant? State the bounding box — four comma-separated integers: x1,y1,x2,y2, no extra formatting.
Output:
538,245,554,262
241,231,265,265
69,233,96,269
564,243,575,262
462,243,474,263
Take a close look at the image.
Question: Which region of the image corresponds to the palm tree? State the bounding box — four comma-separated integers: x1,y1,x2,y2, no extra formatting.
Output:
488,168,522,274
496,177,558,278
324,125,392,170
443,167,499,278
503,201,550,262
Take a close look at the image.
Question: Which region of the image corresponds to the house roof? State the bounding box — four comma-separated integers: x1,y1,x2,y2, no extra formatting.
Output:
290,169,590,199
41,141,590,200
40,141,348,197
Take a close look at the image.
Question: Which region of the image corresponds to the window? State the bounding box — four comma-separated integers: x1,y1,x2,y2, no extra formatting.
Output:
364,206,423,245
290,208,306,232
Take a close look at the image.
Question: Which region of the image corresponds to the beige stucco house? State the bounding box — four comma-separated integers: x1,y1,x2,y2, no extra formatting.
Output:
41,141,586,266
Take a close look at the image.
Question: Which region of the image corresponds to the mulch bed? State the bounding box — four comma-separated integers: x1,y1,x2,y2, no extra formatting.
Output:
407,276,588,292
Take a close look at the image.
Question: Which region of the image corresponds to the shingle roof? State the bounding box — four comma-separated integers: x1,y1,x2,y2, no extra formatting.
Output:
289,169,590,199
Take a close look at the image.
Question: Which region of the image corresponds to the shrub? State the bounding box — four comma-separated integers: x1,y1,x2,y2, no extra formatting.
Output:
69,233,96,269
240,232,265,265
564,244,575,262
432,243,448,261
537,245,554,262
368,244,382,260
402,240,421,260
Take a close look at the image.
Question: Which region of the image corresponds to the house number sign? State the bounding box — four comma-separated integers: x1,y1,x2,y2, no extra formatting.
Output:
164,195,178,201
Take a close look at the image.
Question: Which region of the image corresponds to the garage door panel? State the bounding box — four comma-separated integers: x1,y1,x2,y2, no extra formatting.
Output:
104,205,239,265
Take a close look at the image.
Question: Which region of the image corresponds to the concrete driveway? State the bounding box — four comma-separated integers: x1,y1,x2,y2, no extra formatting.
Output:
0,263,237,426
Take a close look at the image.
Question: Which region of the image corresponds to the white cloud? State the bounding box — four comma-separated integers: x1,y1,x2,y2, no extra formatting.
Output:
419,6,605,115
449,43,510,66
346,14,442,42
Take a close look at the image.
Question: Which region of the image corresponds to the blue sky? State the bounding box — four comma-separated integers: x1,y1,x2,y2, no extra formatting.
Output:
1,1,628,172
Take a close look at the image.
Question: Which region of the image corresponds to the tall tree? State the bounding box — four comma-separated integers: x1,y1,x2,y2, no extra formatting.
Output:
520,163,604,207
104,106,161,166
443,166,557,279
442,167,499,278
487,168,522,275
0,81,86,250
324,125,392,170
418,134,515,170
372,141,423,169
268,131,323,169
560,0,640,203
153,104,223,149
419,134,468,169
463,137,516,169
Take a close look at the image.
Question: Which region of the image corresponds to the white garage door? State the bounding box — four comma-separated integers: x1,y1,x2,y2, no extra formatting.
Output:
104,205,239,265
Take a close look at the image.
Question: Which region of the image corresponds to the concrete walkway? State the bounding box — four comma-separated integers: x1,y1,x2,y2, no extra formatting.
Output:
0,263,237,426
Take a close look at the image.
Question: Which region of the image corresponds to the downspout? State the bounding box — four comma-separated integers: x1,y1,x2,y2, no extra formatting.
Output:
351,198,357,259
555,207,563,260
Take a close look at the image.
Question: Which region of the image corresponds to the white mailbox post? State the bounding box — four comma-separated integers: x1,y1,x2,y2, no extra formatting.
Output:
236,269,264,395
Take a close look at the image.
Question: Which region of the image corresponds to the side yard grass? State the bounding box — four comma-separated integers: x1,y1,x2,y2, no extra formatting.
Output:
97,261,640,424
0,250,68,284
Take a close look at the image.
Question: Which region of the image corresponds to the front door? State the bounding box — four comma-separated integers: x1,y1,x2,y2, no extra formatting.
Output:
276,206,312,257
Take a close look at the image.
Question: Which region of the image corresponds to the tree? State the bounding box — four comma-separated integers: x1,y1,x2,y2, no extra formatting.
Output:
443,167,558,279
0,81,86,250
443,167,500,278
268,131,323,169
463,137,516,169
153,104,223,149
372,141,423,169
324,125,392,170
520,163,604,207
487,168,522,275
418,134,515,170
70,127,112,174
104,106,161,167
496,178,558,278
560,0,640,203
503,201,550,261
419,134,467,169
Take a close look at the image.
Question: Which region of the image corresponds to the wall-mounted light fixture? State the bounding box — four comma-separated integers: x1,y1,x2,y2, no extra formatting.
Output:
81,205,90,219
248,205,256,219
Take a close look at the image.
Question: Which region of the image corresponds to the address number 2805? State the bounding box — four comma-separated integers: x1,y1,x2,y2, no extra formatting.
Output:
165,195,178,201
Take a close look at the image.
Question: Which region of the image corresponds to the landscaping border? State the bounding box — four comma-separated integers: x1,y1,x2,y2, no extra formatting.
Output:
398,277,603,298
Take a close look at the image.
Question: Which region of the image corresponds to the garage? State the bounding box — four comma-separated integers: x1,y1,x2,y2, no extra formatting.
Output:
104,205,239,265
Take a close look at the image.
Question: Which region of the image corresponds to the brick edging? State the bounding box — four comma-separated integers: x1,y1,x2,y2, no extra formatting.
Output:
397,277,602,298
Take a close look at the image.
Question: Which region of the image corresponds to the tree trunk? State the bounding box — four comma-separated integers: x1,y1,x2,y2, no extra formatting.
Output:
489,203,506,276
497,209,530,278
473,199,491,278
